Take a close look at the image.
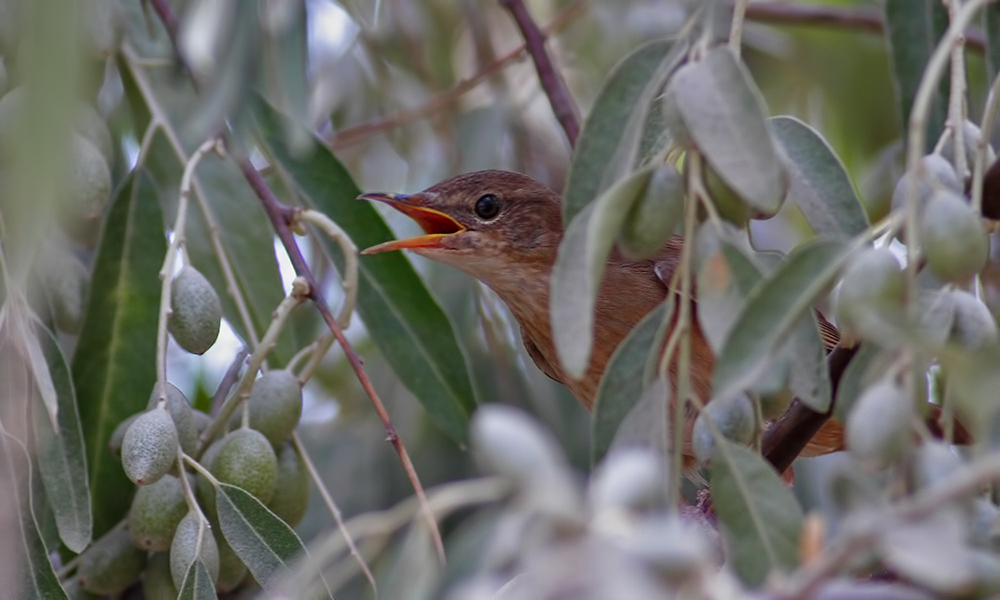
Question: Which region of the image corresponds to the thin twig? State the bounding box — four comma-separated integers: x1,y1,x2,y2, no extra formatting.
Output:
729,0,750,55
292,433,377,595
498,0,580,147
329,1,585,149
211,347,249,415
944,0,969,181
236,156,447,564
294,209,358,329
196,278,309,450
741,1,986,51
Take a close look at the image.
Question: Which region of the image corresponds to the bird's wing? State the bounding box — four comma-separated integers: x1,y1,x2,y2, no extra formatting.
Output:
521,327,564,385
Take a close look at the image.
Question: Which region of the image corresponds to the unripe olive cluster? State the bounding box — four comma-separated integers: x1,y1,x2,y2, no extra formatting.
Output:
80,370,308,595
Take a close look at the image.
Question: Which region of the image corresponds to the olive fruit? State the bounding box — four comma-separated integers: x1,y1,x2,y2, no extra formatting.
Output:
890,154,962,214
128,474,188,551
212,428,278,503
147,382,197,455
143,552,179,600
82,0,123,59
948,289,999,349
705,165,751,227
63,134,112,246
108,412,139,458
37,242,88,335
195,438,224,520
846,380,912,469
919,189,987,283
941,120,994,180
833,247,905,338
170,511,220,589
77,527,147,594
692,393,757,464
618,164,684,260
74,103,113,166
247,369,302,446
214,528,248,593
169,266,222,355
266,441,309,527
121,406,179,485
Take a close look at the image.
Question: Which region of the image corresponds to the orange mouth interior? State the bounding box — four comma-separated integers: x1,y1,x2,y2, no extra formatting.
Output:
359,193,465,254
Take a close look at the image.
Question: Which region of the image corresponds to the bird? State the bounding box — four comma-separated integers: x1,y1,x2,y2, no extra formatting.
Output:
359,169,845,457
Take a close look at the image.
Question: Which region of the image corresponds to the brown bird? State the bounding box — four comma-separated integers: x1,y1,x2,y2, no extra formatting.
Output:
360,169,844,457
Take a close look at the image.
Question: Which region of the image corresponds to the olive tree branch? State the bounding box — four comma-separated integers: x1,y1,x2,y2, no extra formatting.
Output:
498,0,581,147
237,156,447,564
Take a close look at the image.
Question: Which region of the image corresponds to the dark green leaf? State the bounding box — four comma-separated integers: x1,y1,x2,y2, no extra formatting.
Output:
32,327,91,553
260,0,311,154
253,99,477,443
216,483,331,598
770,117,869,239
884,0,948,150
713,240,852,400
552,167,654,377
178,560,217,600
785,315,832,413
986,6,1000,80
72,169,165,536
592,303,668,464
563,39,685,222
672,47,786,217
710,441,803,586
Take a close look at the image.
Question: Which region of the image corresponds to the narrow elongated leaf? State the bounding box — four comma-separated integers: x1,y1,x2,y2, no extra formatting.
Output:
710,441,803,586
72,169,165,536
178,560,217,600
563,39,684,222
32,327,91,553
672,47,786,216
884,0,948,150
786,315,832,413
216,483,331,598
770,117,869,238
833,343,883,423
592,303,668,464
253,99,477,443
552,167,654,377
0,431,68,600
713,240,852,400
260,0,311,153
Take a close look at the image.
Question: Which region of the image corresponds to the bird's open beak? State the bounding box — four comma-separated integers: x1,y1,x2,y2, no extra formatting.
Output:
358,192,466,254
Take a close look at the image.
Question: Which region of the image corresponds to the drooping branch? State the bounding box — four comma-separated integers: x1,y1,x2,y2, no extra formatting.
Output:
498,0,581,147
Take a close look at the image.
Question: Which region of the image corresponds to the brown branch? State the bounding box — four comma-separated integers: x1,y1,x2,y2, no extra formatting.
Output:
742,1,986,52
210,347,249,415
498,0,581,147
329,1,585,149
146,0,201,86
236,156,446,563
762,344,858,474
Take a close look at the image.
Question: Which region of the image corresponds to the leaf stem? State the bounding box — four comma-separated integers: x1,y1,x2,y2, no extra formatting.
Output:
729,0,750,56
293,209,358,329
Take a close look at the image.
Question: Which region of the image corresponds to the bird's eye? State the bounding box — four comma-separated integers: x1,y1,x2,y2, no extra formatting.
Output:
474,194,501,220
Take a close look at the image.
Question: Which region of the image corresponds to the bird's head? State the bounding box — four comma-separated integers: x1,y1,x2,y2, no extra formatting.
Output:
359,170,563,285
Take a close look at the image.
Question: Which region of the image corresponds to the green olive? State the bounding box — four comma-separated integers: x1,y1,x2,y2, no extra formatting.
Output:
692,393,757,464
266,441,310,527
169,266,222,355
919,189,987,283
128,474,188,551
247,370,303,447
846,380,912,469
121,406,179,485
77,528,146,595
212,428,278,503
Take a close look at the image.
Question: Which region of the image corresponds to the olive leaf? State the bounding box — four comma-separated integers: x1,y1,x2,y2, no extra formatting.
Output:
671,47,787,217
710,441,803,586
178,560,217,600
